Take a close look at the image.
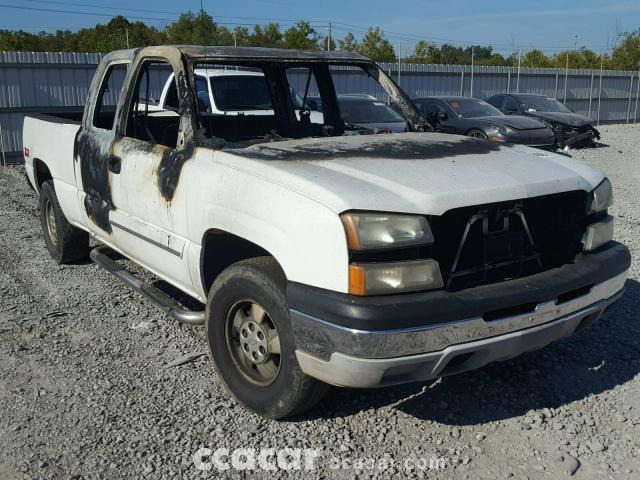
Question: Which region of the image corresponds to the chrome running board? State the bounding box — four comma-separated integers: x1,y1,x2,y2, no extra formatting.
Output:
90,245,205,326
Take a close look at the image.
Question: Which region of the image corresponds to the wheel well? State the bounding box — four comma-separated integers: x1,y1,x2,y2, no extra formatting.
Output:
200,230,277,294
33,159,52,191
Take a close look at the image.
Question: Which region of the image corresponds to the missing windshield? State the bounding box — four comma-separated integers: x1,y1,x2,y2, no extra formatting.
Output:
191,60,420,149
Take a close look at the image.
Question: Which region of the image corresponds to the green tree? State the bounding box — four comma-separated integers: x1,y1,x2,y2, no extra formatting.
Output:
232,26,250,46
405,40,441,64
358,27,396,62
550,48,600,69
165,11,213,45
248,23,283,48
610,29,640,70
338,32,358,52
283,21,319,50
521,49,551,67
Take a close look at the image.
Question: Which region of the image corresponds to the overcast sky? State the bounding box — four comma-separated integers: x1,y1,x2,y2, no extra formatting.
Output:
2,0,639,54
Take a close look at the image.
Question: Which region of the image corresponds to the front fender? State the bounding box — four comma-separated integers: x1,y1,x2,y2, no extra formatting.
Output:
186,149,349,297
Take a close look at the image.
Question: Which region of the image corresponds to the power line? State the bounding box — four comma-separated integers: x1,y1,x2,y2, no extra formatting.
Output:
23,0,331,23
0,4,329,28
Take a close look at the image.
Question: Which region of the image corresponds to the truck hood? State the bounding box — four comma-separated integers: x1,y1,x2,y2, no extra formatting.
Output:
220,132,603,215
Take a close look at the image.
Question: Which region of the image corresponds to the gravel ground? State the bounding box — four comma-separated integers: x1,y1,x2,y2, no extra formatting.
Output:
1,124,639,480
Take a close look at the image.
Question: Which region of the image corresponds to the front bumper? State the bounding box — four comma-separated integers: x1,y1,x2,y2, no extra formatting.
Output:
559,125,600,147
289,242,630,388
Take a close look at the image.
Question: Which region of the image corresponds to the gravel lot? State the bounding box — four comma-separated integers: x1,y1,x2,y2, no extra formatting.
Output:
1,124,639,480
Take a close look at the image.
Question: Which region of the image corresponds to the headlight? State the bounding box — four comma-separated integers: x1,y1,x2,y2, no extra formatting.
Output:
341,212,434,250
589,178,614,213
349,259,444,296
489,125,516,136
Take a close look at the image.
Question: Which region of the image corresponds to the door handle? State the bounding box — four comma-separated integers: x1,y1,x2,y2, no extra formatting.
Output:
108,155,121,174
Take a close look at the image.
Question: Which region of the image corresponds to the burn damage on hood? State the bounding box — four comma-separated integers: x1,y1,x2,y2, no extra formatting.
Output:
226,133,512,161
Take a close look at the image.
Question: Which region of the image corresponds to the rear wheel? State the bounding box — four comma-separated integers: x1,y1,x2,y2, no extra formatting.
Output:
467,129,488,140
39,180,90,264
205,257,329,419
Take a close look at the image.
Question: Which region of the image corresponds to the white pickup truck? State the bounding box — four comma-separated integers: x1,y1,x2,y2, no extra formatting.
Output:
23,46,630,419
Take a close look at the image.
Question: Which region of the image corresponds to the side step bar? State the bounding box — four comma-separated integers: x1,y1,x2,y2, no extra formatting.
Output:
90,245,205,326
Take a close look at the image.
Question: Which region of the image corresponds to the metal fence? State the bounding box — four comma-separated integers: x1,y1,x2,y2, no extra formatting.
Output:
1,51,639,164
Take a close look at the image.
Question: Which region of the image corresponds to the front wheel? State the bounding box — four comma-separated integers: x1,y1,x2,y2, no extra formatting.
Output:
205,257,329,419
467,129,488,140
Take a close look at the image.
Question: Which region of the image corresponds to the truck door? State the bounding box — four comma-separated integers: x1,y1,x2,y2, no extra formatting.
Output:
75,54,132,237
107,54,197,294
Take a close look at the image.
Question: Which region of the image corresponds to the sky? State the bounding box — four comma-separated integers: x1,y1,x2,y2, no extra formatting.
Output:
1,0,639,55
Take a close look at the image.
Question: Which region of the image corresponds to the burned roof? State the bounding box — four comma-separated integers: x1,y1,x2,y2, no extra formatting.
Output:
108,45,372,63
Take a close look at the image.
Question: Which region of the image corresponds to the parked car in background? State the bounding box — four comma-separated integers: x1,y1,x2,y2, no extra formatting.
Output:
487,93,600,148
153,68,323,123
309,94,408,133
413,96,557,149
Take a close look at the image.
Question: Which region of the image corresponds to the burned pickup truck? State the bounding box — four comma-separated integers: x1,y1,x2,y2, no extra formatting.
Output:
23,46,629,419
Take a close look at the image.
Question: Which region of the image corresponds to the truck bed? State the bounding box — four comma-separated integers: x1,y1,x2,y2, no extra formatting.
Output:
23,112,85,227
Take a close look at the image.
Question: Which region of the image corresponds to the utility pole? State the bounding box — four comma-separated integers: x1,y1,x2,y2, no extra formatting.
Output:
397,43,401,87
563,52,569,103
0,123,6,167
327,22,332,51
470,46,475,97
234,31,237,47
597,53,603,126
516,49,521,93
125,28,129,49
635,66,640,123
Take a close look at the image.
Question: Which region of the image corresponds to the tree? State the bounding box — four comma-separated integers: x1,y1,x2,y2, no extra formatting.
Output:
405,40,441,64
338,32,358,52
522,49,551,68
165,11,216,45
248,23,283,48
610,29,640,70
358,27,395,62
550,48,600,69
283,21,319,50
232,26,250,46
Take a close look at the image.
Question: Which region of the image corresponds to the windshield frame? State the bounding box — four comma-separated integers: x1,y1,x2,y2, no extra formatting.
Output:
190,58,429,149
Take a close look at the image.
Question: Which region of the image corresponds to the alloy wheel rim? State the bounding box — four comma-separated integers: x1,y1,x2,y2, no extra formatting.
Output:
469,130,488,139
45,199,58,245
225,299,281,386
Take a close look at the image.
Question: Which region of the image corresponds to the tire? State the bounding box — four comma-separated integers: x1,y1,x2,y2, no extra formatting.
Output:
39,180,90,264
467,129,488,140
205,257,329,419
